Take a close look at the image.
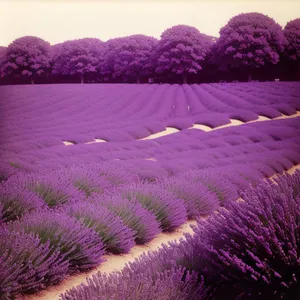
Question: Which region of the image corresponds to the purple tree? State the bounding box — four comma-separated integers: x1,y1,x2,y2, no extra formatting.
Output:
283,18,300,79
0,36,51,84
52,38,105,83
0,46,6,70
284,18,300,61
153,25,213,84
212,13,286,81
101,35,157,83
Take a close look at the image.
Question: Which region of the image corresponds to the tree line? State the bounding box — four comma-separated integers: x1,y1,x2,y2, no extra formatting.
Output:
0,12,299,85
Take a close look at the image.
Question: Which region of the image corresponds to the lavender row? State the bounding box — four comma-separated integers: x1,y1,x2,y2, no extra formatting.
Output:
1,116,299,181
1,82,299,152
1,139,292,297
61,170,300,300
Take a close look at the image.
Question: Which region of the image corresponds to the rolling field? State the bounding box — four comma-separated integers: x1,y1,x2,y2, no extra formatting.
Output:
1,82,300,300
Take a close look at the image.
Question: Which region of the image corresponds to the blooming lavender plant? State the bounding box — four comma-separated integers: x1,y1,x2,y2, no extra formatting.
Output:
61,267,205,300
91,195,161,244
65,202,135,254
0,185,45,223
183,172,300,299
6,172,82,208
180,170,239,205
158,177,219,218
11,210,105,273
0,228,69,298
118,183,187,231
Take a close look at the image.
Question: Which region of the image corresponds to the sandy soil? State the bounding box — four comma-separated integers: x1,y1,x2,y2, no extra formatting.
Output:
62,141,74,146
141,127,179,140
85,138,107,144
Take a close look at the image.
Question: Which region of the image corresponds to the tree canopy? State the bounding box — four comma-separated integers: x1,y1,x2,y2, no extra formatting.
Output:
52,38,105,83
153,25,213,83
212,13,286,80
1,36,51,84
284,18,300,61
100,35,157,83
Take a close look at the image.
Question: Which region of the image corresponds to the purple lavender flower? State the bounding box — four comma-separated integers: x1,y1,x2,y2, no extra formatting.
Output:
184,171,300,299
0,228,69,298
118,183,187,231
0,185,45,222
65,202,135,254
180,170,238,205
11,210,105,273
5,171,83,208
159,177,219,218
91,194,161,244
61,266,205,300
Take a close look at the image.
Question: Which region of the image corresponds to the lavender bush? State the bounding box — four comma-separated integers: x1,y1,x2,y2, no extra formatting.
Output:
5,172,82,208
11,211,105,273
180,170,239,205
181,171,300,299
118,183,187,231
0,228,68,298
158,177,219,218
0,185,44,222
65,202,135,254
61,267,205,300
91,195,161,244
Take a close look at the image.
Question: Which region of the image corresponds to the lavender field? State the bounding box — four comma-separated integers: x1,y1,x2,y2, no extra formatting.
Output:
0,81,300,300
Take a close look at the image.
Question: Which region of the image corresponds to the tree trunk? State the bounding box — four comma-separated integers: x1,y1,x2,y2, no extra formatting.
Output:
31,78,35,85
248,72,252,82
182,73,188,84
136,76,140,84
80,75,84,84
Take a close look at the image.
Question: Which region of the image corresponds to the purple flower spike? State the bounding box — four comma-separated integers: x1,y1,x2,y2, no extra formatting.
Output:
65,202,135,254
180,170,239,205
91,194,161,244
61,266,206,300
117,182,187,231
0,228,69,298
159,177,219,218
11,210,105,273
0,185,45,222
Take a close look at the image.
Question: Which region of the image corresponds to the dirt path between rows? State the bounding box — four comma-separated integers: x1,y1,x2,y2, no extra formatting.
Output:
21,112,300,300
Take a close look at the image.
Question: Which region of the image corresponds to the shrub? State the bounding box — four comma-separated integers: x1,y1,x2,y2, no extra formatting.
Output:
182,172,300,299
91,195,161,244
6,172,83,208
158,177,219,218
0,185,44,222
64,165,112,197
0,228,68,298
118,183,187,231
61,267,205,300
11,211,105,273
180,170,238,205
65,202,135,254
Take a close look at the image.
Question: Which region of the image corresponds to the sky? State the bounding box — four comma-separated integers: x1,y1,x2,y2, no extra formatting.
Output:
0,0,299,46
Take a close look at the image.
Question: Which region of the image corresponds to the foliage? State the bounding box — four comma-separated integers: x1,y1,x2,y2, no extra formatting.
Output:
153,25,213,83
1,36,51,81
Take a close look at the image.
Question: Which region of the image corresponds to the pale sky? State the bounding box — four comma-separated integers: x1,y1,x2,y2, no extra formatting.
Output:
1,0,299,46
